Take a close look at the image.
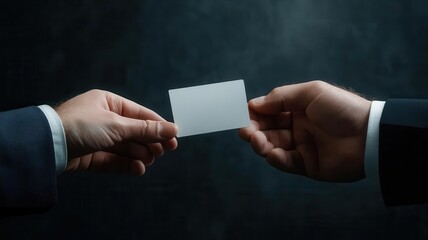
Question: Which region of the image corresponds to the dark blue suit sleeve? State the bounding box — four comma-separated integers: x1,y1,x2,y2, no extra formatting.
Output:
379,99,428,206
0,106,57,216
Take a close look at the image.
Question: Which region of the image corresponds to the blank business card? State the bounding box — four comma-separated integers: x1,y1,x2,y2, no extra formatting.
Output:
169,79,250,137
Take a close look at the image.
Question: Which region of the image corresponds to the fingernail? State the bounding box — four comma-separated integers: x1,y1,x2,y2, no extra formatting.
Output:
251,96,265,104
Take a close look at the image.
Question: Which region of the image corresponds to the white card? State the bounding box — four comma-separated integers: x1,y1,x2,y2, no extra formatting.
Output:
169,79,250,137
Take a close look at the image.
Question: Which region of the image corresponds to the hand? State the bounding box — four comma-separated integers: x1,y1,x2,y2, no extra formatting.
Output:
55,89,178,175
239,81,371,182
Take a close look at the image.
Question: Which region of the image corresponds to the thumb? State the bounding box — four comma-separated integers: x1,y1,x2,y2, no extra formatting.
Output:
120,118,178,143
249,81,327,114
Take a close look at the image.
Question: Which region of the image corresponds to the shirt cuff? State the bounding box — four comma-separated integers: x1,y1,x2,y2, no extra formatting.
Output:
38,105,68,174
364,101,386,184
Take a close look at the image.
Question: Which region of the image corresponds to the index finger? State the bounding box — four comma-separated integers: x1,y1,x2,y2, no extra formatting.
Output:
108,92,165,121
249,80,329,115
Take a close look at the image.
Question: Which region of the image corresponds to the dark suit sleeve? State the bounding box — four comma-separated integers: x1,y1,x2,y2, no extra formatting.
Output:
379,99,428,206
0,106,57,216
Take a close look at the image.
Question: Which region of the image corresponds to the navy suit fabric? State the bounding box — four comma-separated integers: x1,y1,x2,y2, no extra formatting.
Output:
380,99,428,206
0,106,57,216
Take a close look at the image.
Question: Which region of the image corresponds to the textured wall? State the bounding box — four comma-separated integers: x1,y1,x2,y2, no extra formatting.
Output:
1,1,428,239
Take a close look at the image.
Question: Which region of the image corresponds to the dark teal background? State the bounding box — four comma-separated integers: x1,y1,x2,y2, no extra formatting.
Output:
1,1,428,239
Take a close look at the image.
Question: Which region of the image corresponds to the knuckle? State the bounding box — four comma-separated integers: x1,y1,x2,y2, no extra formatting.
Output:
140,120,150,139
113,116,127,142
87,89,104,95
309,80,328,91
270,87,283,97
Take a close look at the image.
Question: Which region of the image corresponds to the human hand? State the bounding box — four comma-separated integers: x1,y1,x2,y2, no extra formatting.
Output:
55,90,178,175
239,81,371,182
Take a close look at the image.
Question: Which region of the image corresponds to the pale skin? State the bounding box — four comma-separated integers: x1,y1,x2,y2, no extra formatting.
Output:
55,89,178,176
239,81,371,182
56,81,370,181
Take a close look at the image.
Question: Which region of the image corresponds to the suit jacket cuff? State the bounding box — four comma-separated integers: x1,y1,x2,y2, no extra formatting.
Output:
379,99,428,205
0,106,58,214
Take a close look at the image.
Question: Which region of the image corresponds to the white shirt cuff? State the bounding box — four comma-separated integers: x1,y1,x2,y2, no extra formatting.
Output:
38,105,68,174
364,101,385,184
